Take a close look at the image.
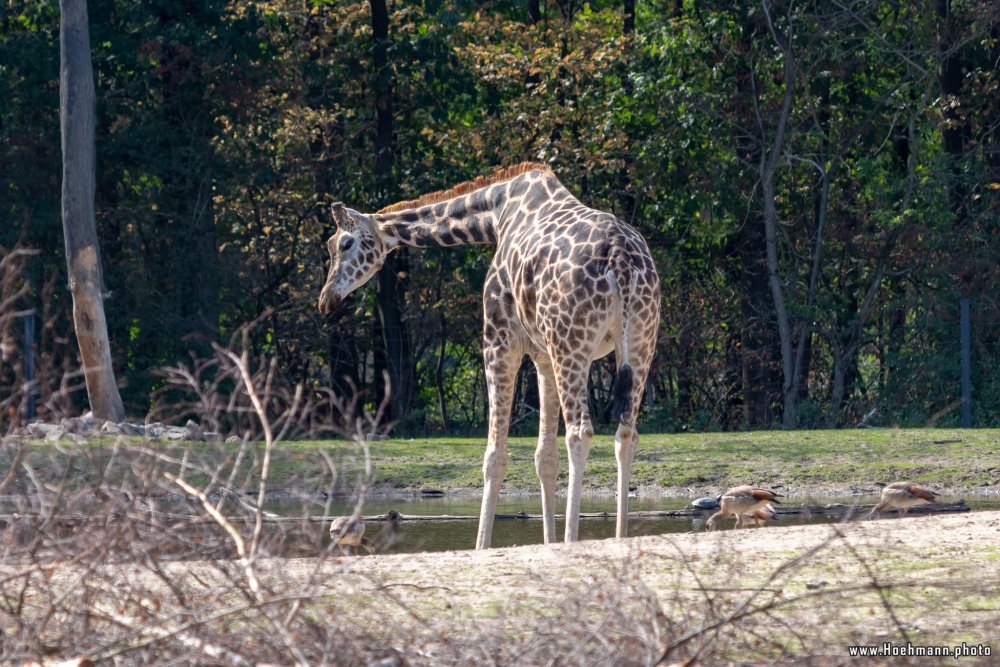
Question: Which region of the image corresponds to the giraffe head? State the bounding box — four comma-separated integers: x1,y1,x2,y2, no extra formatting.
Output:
318,202,390,315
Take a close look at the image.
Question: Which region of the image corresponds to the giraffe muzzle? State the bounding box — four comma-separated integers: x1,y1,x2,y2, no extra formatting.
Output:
318,288,342,316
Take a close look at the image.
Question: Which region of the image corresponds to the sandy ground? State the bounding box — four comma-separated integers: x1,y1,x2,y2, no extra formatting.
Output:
8,510,999,664
249,509,1000,660
253,509,1000,629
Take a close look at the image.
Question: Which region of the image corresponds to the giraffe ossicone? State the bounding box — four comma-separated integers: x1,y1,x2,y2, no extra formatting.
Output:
319,163,660,549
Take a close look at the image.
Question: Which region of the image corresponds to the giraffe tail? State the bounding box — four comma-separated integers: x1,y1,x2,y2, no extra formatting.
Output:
611,363,633,424
611,267,639,425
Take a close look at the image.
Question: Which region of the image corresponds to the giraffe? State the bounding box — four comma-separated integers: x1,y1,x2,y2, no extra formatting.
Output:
318,163,660,549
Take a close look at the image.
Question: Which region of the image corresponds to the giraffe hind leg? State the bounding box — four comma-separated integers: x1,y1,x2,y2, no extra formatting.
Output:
551,353,594,544
533,356,560,544
614,356,652,539
614,420,636,538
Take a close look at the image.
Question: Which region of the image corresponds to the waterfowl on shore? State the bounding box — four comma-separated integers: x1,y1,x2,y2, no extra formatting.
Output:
741,503,779,527
372,510,402,552
331,511,403,555
706,486,783,530
329,515,369,555
868,482,938,518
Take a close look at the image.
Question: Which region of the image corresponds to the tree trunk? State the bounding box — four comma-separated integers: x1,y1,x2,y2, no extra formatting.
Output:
303,10,359,418
991,19,1000,181
936,0,972,298
527,0,541,24
727,5,786,429
760,9,799,427
371,0,414,425
59,0,124,421
371,0,393,182
436,321,448,429
734,220,779,429
827,339,846,428
435,261,448,429
617,0,637,224
936,0,967,204
375,259,413,424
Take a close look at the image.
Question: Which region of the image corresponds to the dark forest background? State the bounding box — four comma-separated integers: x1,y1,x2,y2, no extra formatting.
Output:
2,0,998,434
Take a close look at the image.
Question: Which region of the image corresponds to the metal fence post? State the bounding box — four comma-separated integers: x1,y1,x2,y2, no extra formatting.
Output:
24,312,36,421
960,298,971,428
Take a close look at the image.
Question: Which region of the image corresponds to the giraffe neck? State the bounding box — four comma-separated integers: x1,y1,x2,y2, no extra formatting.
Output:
373,170,562,248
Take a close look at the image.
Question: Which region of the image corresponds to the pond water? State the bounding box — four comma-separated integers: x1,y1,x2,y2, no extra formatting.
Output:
309,493,999,554
4,492,993,559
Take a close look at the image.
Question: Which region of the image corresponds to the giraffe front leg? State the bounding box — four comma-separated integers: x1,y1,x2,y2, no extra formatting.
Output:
476,342,520,550
533,356,560,544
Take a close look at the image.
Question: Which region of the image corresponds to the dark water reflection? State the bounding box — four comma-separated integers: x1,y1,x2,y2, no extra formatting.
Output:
292,493,996,554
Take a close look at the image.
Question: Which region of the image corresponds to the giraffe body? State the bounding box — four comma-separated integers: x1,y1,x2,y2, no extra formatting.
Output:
319,164,660,548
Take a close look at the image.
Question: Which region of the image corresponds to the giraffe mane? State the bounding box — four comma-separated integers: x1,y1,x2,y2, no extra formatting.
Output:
376,162,554,214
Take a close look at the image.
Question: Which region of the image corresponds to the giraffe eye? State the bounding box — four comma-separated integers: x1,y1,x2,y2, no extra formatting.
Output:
339,237,355,252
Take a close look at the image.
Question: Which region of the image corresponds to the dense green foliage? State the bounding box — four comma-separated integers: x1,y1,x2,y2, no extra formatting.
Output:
2,0,998,433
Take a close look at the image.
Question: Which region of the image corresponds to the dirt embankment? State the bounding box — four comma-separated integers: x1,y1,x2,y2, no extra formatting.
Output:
11,510,999,665
265,509,1000,662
